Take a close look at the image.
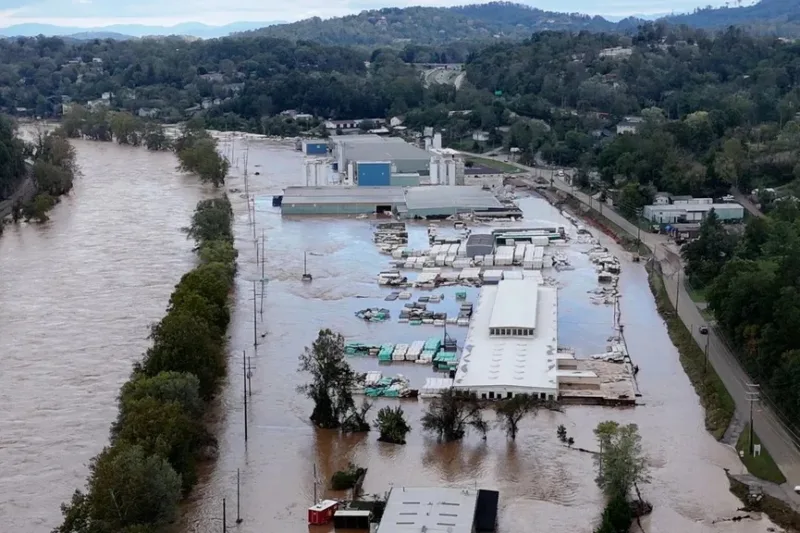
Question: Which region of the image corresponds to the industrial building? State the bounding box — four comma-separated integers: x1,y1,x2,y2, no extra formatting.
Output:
465,233,495,258
403,186,509,219
280,186,406,215
642,201,744,224
332,136,431,183
280,186,519,218
377,487,499,533
453,279,609,400
453,279,560,400
302,139,328,156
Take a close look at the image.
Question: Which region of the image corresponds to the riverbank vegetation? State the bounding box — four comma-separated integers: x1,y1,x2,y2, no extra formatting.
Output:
685,201,800,439
54,195,236,533
592,421,650,533
647,263,735,439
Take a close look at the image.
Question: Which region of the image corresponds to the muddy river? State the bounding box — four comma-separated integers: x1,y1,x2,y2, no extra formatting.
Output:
0,134,776,532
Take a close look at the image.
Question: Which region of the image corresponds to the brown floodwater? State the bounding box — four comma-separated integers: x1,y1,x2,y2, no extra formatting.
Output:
182,135,779,533
0,133,779,533
0,139,209,530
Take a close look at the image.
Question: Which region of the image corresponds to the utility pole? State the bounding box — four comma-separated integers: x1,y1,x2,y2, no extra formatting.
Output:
236,469,243,524
243,352,248,443
746,383,760,455
222,498,227,533
252,281,258,349
260,229,266,318
247,356,253,397
634,208,643,255
675,270,681,313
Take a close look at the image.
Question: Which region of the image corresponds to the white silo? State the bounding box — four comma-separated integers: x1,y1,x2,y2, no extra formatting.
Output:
433,133,442,150
429,156,440,185
445,158,456,186
424,137,432,151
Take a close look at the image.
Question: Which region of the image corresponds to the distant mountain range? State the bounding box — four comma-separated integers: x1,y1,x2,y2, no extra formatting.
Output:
0,21,283,40
238,0,800,45
0,0,797,43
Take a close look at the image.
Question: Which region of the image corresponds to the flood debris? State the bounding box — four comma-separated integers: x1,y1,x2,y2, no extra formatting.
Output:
355,308,391,322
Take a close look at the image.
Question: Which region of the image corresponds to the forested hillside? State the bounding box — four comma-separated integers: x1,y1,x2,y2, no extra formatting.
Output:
665,0,800,37
239,2,629,46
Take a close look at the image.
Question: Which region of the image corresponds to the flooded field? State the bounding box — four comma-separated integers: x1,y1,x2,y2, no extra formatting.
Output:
0,140,209,530
0,132,777,532
183,136,777,533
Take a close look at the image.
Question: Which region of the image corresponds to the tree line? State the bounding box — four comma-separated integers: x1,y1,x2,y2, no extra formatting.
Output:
53,187,237,531
685,204,800,435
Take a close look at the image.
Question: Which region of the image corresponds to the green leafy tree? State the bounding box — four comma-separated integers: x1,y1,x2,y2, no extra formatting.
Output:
681,210,737,288
143,123,171,151
421,389,483,441
55,443,181,533
375,406,412,444
141,310,225,400
593,421,650,500
298,329,358,429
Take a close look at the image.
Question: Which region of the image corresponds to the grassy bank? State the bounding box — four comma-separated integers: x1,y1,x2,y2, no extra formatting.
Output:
647,266,735,440
466,156,522,173
53,193,238,532
737,424,787,484
728,472,800,531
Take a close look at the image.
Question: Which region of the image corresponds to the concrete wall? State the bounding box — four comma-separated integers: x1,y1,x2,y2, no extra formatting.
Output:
281,203,384,215
394,157,430,174
390,174,420,187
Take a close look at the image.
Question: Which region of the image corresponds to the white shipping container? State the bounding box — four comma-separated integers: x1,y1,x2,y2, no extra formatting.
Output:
514,243,526,262
393,344,408,358
435,254,447,266
457,243,467,257
531,236,550,247
484,254,494,267
404,259,415,269
503,270,524,280
445,254,456,266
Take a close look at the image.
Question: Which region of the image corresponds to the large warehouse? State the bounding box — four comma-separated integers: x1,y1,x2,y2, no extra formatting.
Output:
279,186,519,218
333,136,431,177
453,279,560,400
377,487,499,533
280,186,406,215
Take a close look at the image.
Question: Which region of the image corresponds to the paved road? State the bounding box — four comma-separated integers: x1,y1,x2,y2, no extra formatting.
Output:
731,187,765,219
467,151,800,503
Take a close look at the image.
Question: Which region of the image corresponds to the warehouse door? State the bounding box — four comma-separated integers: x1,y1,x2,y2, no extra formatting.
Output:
375,204,392,215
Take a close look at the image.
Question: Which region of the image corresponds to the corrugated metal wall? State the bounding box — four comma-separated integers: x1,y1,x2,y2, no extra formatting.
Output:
304,142,328,155
357,162,391,186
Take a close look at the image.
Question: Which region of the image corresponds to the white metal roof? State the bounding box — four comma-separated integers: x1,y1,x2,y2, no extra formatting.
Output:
488,279,539,331
377,487,479,533
282,186,406,205
454,282,558,393
405,186,503,212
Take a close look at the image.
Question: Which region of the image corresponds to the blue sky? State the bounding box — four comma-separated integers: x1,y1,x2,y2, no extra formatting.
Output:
0,0,732,28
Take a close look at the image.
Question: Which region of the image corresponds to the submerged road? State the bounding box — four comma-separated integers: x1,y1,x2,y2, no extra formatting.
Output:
463,150,800,504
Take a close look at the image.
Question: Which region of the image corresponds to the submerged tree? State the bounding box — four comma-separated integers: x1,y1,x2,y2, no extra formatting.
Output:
341,400,372,433
421,390,483,441
593,421,650,500
375,406,412,444
495,394,543,440
298,329,358,429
